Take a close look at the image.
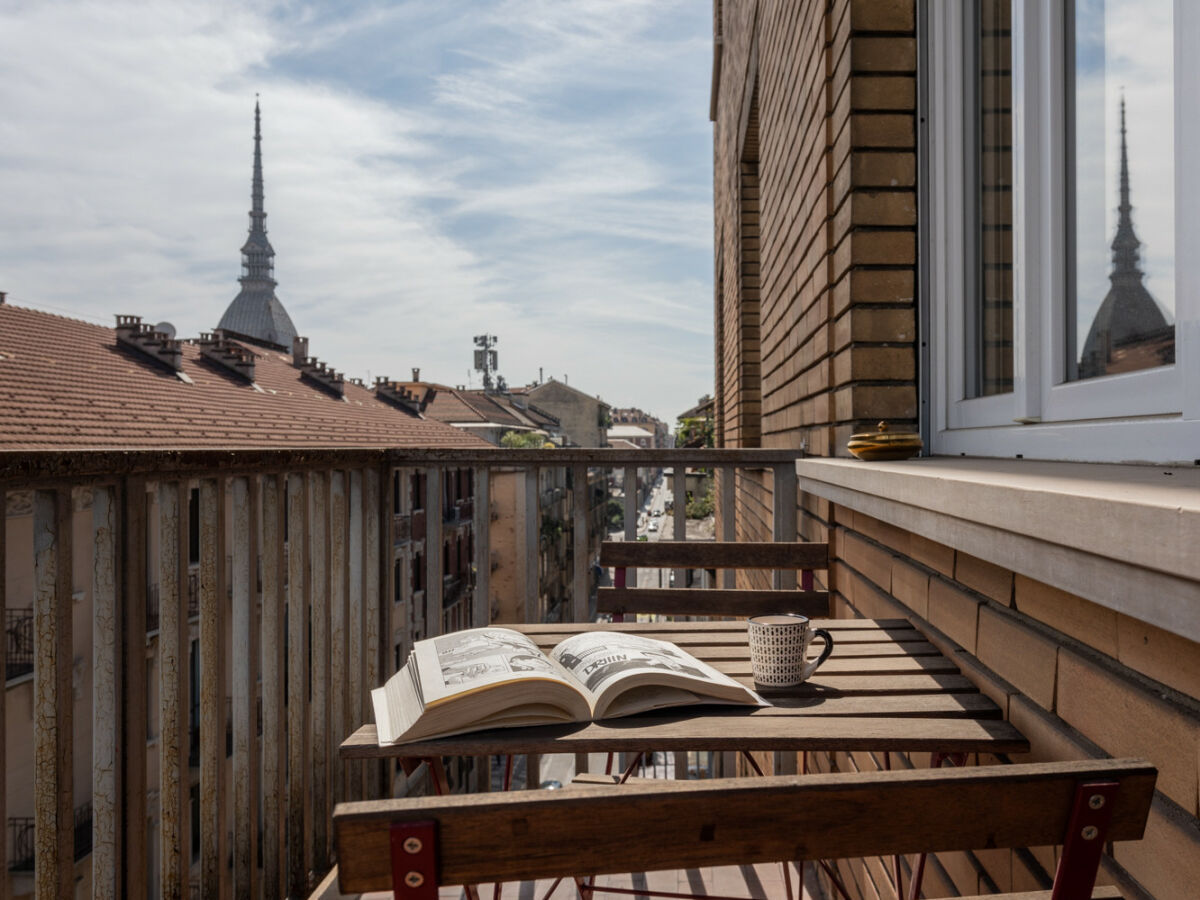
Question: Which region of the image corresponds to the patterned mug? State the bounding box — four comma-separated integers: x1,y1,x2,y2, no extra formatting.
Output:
747,614,835,688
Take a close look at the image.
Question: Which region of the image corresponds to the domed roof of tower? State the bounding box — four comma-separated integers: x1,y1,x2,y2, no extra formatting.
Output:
217,100,298,351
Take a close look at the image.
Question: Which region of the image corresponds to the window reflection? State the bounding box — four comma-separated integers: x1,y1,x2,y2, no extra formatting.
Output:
1069,0,1174,380
967,0,1013,398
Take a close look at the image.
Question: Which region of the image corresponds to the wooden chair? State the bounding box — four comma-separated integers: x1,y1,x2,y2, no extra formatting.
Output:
597,540,830,619
332,757,1155,900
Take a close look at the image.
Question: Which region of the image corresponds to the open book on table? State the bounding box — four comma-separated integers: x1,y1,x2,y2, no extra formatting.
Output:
372,626,761,745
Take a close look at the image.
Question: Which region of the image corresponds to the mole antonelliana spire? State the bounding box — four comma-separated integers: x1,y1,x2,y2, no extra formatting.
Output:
1078,95,1172,378
216,99,299,351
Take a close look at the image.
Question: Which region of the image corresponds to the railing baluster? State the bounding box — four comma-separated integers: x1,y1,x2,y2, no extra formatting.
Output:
524,468,539,623
286,472,309,897
308,471,330,872
122,478,149,900
0,488,6,899
329,471,348,808
572,464,588,624
364,467,382,799
92,486,118,900
157,481,187,900
425,466,443,636
672,465,686,592
232,476,258,898
720,465,736,589
348,470,364,800
198,478,224,900
473,466,490,630
772,463,797,590
34,488,73,900
260,475,285,899
619,466,638,623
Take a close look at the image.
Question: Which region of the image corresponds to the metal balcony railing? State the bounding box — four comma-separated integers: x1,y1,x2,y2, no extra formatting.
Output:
8,802,93,871
5,609,33,681
0,446,799,897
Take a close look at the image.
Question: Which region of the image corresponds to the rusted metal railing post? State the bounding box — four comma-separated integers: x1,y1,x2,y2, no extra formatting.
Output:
92,485,118,900
473,466,490,630
286,472,310,896
157,481,187,900
232,475,259,898
571,463,588,624
0,488,6,898
425,466,443,636
524,468,539,624
308,471,330,873
121,478,149,900
197,476,225,900
330,470,348,807
260,474,286,899
348,470,364,800
34,488,74,900
364,466,383,799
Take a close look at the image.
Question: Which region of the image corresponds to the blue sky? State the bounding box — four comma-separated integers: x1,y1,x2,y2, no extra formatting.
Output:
0,0,714,423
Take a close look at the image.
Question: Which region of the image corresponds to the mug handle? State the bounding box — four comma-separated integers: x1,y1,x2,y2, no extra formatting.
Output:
801,628,835,681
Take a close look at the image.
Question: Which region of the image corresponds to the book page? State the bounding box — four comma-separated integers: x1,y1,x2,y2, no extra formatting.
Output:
415,627,578,707
549,631,744,699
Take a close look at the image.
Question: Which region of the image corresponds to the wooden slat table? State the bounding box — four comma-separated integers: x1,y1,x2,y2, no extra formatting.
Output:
340,619,1029,761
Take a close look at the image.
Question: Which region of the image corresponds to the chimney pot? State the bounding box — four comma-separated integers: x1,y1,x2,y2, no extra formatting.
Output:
412,367,420,382
292,335,309,362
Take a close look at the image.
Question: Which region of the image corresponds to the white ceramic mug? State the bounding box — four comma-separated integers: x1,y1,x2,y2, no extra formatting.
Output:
747,614,835,688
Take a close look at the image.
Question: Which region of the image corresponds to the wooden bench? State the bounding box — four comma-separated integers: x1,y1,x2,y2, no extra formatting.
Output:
597,540,830,619
332,757,1156,900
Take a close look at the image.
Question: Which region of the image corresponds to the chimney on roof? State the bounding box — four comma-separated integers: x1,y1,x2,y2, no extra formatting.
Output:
115,314,183,372
0,291,6,304
375,377,423,415
197,331,256,382
412,367,420,382
296,355,345,397
292,335,309,361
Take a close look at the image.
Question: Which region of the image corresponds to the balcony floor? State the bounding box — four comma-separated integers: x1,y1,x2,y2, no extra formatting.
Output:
323,861,816,900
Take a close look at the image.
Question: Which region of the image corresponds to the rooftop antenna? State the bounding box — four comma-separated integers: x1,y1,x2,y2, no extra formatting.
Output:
473,333,498,391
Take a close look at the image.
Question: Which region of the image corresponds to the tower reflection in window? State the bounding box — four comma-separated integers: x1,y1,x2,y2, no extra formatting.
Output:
1069,0,1174,380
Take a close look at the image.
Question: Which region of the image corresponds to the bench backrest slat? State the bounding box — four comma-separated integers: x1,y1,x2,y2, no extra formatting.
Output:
600,540,828,570
333,759,1155,892
596,587,830,618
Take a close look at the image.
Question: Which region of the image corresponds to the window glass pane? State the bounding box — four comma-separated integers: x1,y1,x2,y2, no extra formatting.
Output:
967,0,1013,398
1069,0,1174,380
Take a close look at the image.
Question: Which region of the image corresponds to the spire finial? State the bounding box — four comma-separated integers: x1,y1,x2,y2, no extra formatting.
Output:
1110,91,1143,286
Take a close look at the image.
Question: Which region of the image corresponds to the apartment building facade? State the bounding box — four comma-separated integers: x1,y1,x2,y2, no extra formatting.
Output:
712,3,1198,900
0,303,488,897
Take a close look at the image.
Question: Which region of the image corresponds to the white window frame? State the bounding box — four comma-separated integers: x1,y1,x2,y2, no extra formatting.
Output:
926,0,1200,463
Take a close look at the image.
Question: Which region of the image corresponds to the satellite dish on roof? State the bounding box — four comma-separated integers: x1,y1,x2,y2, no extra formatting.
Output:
155,321,177,339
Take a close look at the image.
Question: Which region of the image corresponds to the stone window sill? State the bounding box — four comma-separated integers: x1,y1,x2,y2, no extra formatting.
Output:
796,457,1200,643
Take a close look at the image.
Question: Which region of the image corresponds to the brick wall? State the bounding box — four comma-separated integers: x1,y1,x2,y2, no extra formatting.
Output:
817,500,1200,900
713,0,918,464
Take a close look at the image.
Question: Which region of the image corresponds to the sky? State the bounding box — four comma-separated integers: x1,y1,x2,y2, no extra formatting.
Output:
0,0,715,424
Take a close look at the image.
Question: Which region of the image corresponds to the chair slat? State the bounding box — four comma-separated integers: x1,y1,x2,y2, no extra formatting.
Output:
600,541,828,570
597,587,830,618
333,759,1155,892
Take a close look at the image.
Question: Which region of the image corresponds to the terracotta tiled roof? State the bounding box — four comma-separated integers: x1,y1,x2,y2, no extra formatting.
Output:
0,304,489,450
399,383,556,432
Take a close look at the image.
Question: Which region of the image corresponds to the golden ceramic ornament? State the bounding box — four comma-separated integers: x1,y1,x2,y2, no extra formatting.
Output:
847,421,922,461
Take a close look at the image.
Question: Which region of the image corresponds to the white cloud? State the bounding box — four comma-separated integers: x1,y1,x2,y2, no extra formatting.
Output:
0,0,714,422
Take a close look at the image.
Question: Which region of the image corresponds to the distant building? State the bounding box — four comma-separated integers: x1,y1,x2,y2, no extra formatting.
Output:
377,380,561,446
609,407,669,447
516,379,611,447
216,102,298,351
606,423,655,449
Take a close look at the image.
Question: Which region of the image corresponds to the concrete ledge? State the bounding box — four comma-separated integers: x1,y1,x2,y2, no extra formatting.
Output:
797,457,1200,643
